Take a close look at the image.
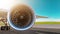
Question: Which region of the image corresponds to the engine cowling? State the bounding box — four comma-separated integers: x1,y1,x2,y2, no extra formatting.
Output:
7,4,35,30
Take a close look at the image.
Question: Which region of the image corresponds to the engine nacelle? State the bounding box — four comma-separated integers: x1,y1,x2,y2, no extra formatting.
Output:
7,4,35,30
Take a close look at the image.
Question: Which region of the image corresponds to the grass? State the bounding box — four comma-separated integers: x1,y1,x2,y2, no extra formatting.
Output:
35,22,60,25
0,21,60,26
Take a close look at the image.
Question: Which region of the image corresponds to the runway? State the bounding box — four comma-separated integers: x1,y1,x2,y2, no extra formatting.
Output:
0,25,60,34
0,29,60,34
33,24,60,33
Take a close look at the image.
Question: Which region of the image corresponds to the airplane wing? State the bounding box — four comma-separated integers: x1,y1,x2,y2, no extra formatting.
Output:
0,9,48,18
36,15,48,18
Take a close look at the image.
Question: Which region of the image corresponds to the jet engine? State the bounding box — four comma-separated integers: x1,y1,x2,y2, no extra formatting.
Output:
7,4,35,30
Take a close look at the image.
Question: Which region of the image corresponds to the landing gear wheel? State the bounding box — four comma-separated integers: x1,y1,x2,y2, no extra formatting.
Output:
1,26,10,31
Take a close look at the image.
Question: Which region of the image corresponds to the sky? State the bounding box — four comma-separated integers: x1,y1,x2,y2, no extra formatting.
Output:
0,0,60,19
27,0,60,19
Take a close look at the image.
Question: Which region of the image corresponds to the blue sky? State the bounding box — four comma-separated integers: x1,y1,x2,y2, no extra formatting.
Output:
26,0,60,19
0,0,60,19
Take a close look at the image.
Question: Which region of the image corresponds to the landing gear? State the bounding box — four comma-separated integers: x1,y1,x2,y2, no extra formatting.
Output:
0,18,10,31
1,26,10,31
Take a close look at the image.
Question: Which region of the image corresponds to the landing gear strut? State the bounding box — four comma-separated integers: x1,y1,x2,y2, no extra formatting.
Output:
0,18,10,31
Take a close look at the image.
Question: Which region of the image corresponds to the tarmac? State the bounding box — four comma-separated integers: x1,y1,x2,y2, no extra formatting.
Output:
0,25,60,34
